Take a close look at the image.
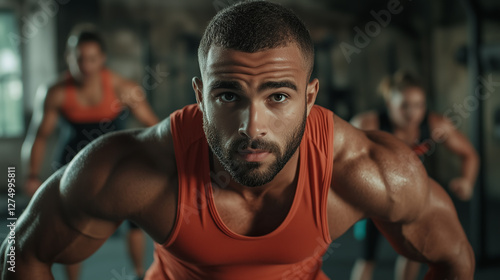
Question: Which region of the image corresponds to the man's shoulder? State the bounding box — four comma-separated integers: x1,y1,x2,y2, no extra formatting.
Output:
55,118,177,239
39,79,68,107
60,118,176,219
334,113,409,163
68,118,175,183
332,116,428,220
47,72,74,93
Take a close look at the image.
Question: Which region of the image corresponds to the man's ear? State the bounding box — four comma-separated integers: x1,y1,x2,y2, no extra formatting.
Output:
192,77,204,112
306,78,319,116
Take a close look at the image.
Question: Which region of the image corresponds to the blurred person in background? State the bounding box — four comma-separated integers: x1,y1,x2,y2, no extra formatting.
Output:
21,25,159,280
350,70,479,280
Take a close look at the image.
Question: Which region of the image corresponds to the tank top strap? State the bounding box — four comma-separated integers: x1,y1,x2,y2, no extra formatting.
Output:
304,105,334,244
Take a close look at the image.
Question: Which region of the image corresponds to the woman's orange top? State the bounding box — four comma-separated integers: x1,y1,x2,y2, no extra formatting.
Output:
60,69,122,123
145,104,335,280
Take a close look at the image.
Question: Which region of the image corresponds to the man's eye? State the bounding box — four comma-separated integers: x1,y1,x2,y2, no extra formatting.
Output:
271,94,287,103
219,92,237,102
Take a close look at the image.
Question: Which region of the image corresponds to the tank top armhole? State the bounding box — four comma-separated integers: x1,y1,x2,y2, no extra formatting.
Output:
161,115,185,248
320,110,334,244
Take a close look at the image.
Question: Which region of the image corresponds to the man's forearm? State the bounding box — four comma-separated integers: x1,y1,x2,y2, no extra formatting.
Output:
1,238,54,280
426,264,473,280
426,242,475,280
27,136,48,178
461,151,479,185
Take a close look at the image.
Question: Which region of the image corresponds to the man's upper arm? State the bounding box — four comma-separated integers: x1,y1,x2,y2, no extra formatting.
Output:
60,125,176,242
0,160,123,280
334,121,474,274
378,178,472,258
10,132,145,263
334,117,428,223
59,129,162,237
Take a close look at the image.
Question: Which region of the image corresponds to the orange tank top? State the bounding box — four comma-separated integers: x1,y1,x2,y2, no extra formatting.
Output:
60,69,122,123
145,104,334,280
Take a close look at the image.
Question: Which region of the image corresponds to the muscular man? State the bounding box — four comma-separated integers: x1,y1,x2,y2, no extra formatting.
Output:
1,2,474,279
350,71,479,280
20,28,158,279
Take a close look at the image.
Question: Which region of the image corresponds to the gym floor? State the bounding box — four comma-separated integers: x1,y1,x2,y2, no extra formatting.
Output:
1,196,499,280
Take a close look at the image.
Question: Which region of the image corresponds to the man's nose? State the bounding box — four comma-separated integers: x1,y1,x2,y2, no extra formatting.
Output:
238,103,267,139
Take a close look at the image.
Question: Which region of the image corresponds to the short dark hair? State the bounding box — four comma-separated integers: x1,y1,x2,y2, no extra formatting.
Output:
379,70,424,102
77,31,106,53
198,0,314,77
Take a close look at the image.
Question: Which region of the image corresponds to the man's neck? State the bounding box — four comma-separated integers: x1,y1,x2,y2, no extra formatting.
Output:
73,71,102,87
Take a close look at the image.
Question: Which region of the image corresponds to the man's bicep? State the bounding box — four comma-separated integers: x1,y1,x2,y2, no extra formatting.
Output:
58,143,130,239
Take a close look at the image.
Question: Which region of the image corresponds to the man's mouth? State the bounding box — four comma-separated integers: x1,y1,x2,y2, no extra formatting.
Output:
237,149,271,162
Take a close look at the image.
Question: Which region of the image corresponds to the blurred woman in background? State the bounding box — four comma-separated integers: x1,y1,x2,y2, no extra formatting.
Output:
349,70,479,280
21,25,159,280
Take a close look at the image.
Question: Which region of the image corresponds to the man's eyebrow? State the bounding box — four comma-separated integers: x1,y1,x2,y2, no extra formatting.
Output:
208,80,242,92
258,81,297,92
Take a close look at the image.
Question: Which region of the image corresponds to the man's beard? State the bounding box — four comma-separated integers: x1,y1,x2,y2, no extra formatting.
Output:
203,109,307,188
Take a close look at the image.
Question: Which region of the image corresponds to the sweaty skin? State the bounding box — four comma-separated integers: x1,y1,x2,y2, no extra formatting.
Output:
1,45,474,279
350,86,479,280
